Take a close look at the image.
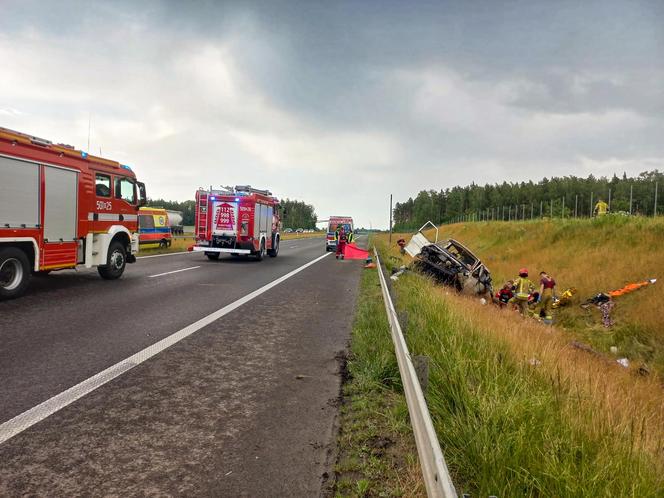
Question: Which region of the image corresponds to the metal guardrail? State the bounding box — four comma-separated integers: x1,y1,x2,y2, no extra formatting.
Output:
374,247,458,498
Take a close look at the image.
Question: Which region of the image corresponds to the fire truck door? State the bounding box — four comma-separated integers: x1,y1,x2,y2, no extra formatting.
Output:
42,166,78,268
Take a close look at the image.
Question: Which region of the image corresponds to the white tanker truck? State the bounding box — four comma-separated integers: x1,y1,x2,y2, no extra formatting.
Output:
165,209,184,235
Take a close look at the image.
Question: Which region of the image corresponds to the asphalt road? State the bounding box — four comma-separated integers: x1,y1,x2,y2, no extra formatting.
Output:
0,236,365,496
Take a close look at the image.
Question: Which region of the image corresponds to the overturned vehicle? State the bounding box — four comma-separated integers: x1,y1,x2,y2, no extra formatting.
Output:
404,222,493,297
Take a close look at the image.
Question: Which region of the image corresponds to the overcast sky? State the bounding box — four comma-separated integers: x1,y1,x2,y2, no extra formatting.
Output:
2,1,663,228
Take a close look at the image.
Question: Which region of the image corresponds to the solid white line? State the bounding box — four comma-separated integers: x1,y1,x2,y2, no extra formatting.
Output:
148,266,201,278
0,251,331,446
137,251,193,259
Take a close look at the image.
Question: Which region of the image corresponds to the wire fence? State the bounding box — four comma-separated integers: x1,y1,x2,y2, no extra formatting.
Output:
445,182,660,224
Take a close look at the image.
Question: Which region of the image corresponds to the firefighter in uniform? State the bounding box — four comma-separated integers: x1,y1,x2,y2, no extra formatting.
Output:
510,268,534,316
335,226,347,259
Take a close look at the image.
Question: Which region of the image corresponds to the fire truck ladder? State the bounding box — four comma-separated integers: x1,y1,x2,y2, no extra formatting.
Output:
198,193,209,239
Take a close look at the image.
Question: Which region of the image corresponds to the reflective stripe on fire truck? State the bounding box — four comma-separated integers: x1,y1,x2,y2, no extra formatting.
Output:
87,213,138,222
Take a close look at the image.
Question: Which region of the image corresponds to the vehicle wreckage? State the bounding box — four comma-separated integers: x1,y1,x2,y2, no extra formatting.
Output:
403,222,493,296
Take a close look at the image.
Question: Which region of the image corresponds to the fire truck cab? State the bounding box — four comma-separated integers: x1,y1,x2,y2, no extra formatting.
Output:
193,185,280,261
0,127,147,300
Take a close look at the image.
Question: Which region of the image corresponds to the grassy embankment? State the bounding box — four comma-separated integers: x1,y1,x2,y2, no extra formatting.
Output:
364,217,664,495
397,215,664,374
137,231,324,256
333,266,425,497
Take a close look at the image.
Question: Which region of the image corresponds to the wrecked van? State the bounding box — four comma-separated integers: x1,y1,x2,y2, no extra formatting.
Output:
405,221,493,296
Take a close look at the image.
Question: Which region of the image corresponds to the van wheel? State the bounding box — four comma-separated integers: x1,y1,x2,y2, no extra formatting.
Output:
159,239,169,248
98,241,126,280
268,237,279,258
0,247,31,300
255,239,265,261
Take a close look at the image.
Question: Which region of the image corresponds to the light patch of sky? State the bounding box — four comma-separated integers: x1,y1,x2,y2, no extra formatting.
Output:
1,0,663,228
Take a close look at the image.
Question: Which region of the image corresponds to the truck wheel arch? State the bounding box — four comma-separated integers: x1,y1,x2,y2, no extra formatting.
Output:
0,238,39,271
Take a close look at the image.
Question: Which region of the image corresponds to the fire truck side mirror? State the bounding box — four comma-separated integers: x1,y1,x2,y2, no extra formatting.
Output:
137,182,147,207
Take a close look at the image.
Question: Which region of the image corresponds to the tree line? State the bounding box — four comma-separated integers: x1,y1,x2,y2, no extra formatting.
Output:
280,198,317,229
146,197,318,229
393,170,663,230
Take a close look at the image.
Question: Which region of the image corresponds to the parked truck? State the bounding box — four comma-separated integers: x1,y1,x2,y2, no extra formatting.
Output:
0,127,146,300
192,185,281,260
165,209,184,235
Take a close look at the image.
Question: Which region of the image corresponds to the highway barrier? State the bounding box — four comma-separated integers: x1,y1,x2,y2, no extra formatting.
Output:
374,247,457,498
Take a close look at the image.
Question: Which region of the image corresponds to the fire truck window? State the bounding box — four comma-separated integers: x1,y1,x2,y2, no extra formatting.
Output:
95,173,111,197
139,214,155,229
115,177,136,204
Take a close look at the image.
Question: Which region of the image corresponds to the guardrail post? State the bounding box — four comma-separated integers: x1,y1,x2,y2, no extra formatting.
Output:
413,355,430,394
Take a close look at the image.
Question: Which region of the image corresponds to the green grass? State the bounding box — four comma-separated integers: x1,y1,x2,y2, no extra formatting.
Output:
333,266,425,497
378,246,664,496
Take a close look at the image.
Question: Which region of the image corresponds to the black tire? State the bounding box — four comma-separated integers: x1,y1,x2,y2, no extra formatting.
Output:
268,236,279,258
98,240,127,280
0,247,32,300
206,252,220,260
159,239,169,249
255,239,265,261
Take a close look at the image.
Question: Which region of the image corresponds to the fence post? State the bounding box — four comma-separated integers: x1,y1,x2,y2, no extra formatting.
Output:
590,192,594,217
629,185,633,215
522,204,525,220
530,203,533,219
575,195,578,218
562,196,565,219
655,181,659,217
508,206,511,221
550,199,553,218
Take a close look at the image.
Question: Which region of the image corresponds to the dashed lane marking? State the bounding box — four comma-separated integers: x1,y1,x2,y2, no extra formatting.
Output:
148,266,201,278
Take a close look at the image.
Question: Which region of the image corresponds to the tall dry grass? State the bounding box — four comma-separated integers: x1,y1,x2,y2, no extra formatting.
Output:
386,216,664,373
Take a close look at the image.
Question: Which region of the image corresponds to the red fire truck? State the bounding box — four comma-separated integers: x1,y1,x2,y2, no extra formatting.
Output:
0,127,147,300
192,185,280,260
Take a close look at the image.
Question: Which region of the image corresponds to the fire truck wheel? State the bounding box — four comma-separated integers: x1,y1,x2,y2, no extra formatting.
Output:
0,247,31,300
255,239,265,261
98,241,127,280
268,237,279,257
206,252,220,260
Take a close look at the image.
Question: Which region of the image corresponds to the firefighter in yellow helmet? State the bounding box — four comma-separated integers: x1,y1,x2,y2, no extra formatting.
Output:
510,268,535,316
594,198,609,216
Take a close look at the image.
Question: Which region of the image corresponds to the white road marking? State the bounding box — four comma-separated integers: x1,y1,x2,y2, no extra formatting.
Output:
0,251,331,446
148,266,201,278
137,251,193,259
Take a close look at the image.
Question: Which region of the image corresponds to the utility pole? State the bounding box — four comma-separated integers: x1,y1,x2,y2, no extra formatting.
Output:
590,192,594,217
530,203,533,219
508,206,511,221
540,200,543,218
522,204,525,220
629,185,633,215
562,196,565,219
550,199,553,218
389,194,393,243
608,188,612,211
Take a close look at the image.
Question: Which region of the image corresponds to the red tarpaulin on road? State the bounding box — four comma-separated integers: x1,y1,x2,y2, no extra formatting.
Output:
343,243,369,260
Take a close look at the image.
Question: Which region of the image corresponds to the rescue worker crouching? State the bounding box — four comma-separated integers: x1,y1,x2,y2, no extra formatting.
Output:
510,268,534,316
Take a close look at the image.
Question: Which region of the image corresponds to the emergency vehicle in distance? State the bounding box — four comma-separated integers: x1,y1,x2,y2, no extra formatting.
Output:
138,207,172,248
0,127,147,300
192,185,281,260
326,216,354,252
